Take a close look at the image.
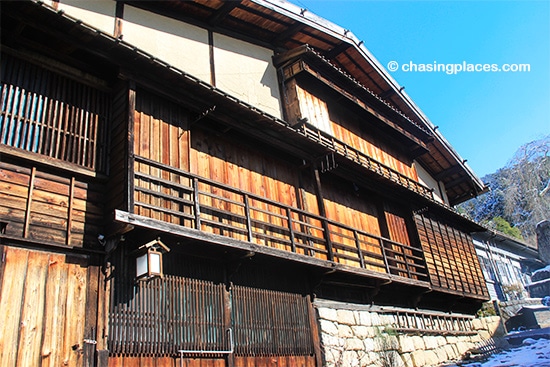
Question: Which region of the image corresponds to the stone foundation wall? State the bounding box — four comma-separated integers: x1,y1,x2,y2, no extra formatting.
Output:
315,299,505,367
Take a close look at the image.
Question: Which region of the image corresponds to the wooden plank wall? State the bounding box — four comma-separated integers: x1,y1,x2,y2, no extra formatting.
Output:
133,89,192,224
320,175,384,270
415,213,489,298
293,84,418,181
0,246,91,367
0,160,104,247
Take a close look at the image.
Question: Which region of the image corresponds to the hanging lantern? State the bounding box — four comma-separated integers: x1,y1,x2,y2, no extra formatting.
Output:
134,238,170,281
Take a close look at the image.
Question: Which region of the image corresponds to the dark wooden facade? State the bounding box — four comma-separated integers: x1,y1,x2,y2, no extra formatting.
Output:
1,1,488,366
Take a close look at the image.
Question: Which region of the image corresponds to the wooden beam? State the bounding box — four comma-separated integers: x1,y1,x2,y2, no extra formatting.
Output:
114,1,124,39
324,42,350,60
312,168,334,261
23,167,36,239
114,210,399,284
273,22,306,44
208,2,239,26
127,81,136,214
66,176,75,246
434,164,464,181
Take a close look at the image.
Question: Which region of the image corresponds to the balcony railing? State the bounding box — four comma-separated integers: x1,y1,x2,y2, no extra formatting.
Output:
133,155,429,282
292,122,434,200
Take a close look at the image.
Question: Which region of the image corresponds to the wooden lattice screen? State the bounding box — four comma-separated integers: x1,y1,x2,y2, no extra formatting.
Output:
109,275,227,356
0,53,109,171
415,213,488,298
108,249,315,357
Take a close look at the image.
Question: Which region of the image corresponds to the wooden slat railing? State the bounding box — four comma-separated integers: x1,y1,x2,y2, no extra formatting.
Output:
389,309,475,336
292,121,434,200
133,155,429,282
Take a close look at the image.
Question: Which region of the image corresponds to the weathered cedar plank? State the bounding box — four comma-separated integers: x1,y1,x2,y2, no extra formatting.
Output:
17,251,49,367
0,247,29,366
62,257,88,367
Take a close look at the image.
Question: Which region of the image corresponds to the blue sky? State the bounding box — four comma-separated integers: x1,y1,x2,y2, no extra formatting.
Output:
296,0,550,178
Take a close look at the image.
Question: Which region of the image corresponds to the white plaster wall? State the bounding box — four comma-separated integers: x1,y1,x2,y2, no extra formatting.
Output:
56,0,116,36
414,161,449,204
213,33,282,118
123,5,211,82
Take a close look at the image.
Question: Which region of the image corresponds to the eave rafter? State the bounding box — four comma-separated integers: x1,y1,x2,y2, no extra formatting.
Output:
207,2,240,26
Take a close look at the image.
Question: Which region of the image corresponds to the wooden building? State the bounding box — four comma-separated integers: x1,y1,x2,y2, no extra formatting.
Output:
0,1,489,366
474,229,542,301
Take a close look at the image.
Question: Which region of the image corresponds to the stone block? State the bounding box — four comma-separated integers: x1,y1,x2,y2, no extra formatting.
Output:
375,335,398,351
320,320,339,336
324,348,338,365
337,309,356,325
363,337,375,352
318,307,338,322
400,352,414,367
398,335,416,353
358,311,372,326
444,343,458,360
375,350,403,367
346,338,365,351
472,318,484,330
411,335,425,350
338,324,354,338
322,334,341,347
423,335,439,349
410,350,426,367
423,350,442,367
359,351,374,367
455,341,472,356
478,330,491,341
446,336,458,344
352,325,369,339
342,350,360,367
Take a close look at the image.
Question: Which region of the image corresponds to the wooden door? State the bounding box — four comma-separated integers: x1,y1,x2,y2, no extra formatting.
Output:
0,245,92,367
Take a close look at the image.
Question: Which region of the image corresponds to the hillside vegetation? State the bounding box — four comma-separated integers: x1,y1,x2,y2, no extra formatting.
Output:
457,136,550,245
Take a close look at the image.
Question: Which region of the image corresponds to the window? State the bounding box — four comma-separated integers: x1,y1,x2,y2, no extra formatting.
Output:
0,54,109,171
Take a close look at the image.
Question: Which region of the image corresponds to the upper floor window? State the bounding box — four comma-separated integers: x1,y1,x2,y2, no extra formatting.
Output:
0,54,109,172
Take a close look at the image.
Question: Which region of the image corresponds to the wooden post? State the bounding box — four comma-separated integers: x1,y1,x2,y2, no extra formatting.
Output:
306,294,323,367
312,167,333,261
223,273,234,367
23,166,36,238
193,178,201,230
66,176,75,246
114,1,124,39
244,194,253,242
127,82,136,214
83,261,98,367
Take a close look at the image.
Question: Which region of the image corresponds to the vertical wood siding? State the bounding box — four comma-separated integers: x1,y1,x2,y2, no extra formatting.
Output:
291,83,418,182
133,89,192,225
0,246,89,367
0,160,104,247
415,213,488,298
0,54,109,172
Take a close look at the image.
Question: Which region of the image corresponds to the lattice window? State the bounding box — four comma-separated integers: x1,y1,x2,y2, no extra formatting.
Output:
109,275,227,356
0,54,109,171
232,286,314,356
108,249,315,357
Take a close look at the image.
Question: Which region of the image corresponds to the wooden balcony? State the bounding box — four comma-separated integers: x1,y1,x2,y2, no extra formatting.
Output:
126,156,429,285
